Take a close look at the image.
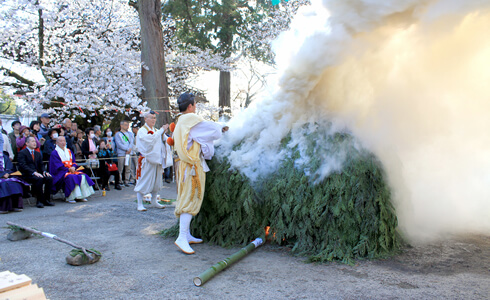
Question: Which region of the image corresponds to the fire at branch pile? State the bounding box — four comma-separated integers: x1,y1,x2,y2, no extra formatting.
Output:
165,0,490,262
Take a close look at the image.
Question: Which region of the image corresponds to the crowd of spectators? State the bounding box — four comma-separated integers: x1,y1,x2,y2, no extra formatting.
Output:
0,113,173,214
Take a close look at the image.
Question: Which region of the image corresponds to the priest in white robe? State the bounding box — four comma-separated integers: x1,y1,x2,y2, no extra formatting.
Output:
134,111,172,211
49,136,95,203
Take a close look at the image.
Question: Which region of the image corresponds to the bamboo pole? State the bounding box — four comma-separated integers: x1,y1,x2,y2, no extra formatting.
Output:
6,222,100,260
193,238,263,286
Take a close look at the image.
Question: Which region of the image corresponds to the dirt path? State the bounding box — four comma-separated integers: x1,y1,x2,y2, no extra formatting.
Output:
1,183,489,299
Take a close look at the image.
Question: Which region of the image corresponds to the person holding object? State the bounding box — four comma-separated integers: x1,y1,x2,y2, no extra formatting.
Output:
81,127,98,160
49,136,95,203
173,93,228,254
97,140,122,191
17,136,54,208
16,125,41,153
133,111,172,211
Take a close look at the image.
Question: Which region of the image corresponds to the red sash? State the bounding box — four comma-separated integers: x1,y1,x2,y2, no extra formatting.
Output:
61,149,81,177
136,155,144,180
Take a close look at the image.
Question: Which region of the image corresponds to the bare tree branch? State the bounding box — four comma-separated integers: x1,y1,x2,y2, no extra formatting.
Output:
0,67,36,87
0,101,12,114
129,0,138,10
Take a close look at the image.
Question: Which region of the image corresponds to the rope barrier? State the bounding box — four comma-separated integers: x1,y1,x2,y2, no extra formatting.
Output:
10,154,142,165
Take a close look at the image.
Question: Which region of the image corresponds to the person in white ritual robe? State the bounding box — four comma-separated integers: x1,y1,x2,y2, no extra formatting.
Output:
133,111,172,211
49,136,95,203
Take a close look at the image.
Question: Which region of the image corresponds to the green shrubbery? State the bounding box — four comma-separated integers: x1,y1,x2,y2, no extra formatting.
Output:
162,127,400,264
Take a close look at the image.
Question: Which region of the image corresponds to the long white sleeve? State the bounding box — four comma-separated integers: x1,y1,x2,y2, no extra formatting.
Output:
187,121,223,160
136,126,166,165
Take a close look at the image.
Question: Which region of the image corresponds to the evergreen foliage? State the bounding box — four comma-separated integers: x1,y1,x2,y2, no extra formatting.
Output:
69,248,101,257
162,126,400,264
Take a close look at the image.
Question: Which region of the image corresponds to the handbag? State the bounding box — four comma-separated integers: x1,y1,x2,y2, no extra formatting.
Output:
106,162,118,172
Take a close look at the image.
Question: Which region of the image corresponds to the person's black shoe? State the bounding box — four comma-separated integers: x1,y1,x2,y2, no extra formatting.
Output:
36,203,44,208
165,179,171,183
12,208,23,212
44,201,55,206
115,185,122,190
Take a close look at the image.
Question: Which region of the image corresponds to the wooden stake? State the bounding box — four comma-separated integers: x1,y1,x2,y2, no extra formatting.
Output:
6,222,100,261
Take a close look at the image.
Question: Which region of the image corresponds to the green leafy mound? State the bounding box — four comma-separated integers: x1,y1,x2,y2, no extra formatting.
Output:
163,126,400,264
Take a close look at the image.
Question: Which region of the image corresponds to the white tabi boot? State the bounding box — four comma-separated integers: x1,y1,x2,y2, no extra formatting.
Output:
187,230,203,244
136,192,147,211
150,193,165,209
175,213,195,254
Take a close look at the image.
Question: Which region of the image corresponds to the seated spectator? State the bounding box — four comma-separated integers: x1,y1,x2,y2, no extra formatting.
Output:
8,120,21,161
39,113,51,138
61,119,76,150
94,125,102,143
62,118,72,136
17,136,54,208
42,128,60,163
102,128,116,151
30,120,46,154
30,120,43,141
0,150,29,214
97,140,121,191
16,125,41,153
49,136,95,204
71,122,78,134
74,131,85,162
81,127,98,159
59,126,75,153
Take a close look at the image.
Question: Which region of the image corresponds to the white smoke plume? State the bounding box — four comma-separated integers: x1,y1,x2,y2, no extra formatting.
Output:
217,0,490,241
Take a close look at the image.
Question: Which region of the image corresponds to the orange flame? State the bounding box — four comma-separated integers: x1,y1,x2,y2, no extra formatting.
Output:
265,226,276,240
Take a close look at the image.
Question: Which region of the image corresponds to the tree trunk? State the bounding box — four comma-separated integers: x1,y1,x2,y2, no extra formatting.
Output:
219,70,231,117
137,0,170,127
36,0,48,83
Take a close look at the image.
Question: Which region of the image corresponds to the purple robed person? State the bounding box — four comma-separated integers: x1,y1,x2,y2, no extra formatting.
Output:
49,139,95,203
0,150,29,213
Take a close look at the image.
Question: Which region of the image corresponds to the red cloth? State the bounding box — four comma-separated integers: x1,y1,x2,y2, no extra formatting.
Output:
136,155,144,180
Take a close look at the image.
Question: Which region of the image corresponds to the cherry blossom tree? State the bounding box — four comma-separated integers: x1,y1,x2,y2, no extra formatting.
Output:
0,0,143,120
0,0,231,122
0,0,310,123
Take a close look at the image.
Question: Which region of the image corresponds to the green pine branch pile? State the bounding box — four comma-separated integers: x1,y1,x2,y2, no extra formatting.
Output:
162,126,401,264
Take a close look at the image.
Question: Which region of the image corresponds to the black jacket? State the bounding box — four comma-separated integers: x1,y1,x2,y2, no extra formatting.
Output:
17,148,45,177
81,138,98,159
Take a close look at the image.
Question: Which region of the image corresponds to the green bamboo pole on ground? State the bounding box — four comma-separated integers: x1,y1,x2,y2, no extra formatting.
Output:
193,238,263,286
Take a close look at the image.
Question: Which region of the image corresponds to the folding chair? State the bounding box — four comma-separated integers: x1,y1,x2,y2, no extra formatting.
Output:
78,159,102,195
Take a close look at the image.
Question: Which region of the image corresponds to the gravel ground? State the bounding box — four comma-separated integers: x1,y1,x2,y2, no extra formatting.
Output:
1,183,489,299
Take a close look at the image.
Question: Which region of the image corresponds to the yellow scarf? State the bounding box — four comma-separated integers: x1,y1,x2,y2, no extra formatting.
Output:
173,113,205,217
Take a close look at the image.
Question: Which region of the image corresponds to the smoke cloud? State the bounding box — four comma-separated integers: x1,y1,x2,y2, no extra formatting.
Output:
218,0,490,241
